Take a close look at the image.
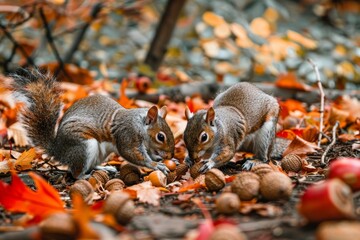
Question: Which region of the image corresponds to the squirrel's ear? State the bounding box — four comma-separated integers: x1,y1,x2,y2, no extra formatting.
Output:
205,107,215,126
159,106,168,119
185,106,193,120
146,106,158,125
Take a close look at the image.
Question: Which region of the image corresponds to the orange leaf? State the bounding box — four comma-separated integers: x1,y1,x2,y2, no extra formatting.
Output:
40,62,94,85
72,193,99,239
15,148,36,171
275,72,312,91
178,182,203,193
287,30,317,49
283,136,321,156
0,172,65,224
279,99,307,114
276,129,303,140
302,126,319,142
118,79,135,109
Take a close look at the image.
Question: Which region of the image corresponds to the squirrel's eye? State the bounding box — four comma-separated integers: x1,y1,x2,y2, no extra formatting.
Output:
156,132,166,143
200,132,208,143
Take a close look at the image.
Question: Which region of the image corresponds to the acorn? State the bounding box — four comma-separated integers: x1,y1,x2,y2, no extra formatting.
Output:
194,174,205,185
260,172,293,200
40,213,77,240
105,179,125,192
149,170,167,187
167,171,177,183
164,160,177,171
205,168,226,192
281,154,302,173
231,172,260,201
175,163,189,179
216,192,240,215
90,170,110,185
209,224,247,240
190,161,204,179
103,191,135,225
167,164,189,183
69,179,94,204
251,163,273,177
119,163,141,186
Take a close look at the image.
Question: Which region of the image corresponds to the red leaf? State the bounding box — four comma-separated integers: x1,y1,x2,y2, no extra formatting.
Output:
0,171,65,224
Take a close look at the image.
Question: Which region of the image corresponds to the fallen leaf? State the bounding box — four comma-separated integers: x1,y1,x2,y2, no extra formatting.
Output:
202,11,225,27
128,181,161,206
0,160,15,174
283,135,321,156
72,193,99,239
15,148,36,171
275,72,312,91
287,30,317,49
40,62,94,85
302,126,319,142
7,122,28,147
333,96,360,122
250,17,271,38
327,107,349,128
240,203,283,217
118,79,135,109
0,172,65,224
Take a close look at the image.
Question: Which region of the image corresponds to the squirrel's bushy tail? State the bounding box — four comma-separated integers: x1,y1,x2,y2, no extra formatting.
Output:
11,68,62,153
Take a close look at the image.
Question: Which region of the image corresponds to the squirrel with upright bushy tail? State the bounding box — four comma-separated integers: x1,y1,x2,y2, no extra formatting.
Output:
184,82,280,173
11,69,175,178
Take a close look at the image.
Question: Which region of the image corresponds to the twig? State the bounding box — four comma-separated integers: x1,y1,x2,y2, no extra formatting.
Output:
63,3,103,63
0,23,35,66
321,121,339,165
38,7,73,81
307,58,325,147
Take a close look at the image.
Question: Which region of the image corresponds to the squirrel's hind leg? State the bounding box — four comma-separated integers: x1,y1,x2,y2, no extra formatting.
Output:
240,117,277,163
52,139,88,179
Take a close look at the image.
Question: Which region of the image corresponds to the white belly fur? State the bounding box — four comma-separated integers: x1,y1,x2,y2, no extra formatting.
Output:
85,139,118,172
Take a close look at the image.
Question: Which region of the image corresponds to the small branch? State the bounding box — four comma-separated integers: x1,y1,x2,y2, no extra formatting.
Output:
321,121,339,165
307,58,325,147
39,7,70,80
63,3,103,63
0,23,35,66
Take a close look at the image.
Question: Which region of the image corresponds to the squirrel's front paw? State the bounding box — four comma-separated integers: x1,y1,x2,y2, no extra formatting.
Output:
185,156,194,167
198,159,216,173
156,162,170,175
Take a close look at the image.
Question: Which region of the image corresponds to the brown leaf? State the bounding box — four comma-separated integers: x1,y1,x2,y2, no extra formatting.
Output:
333,96,360,123
283,136,321,156
15,148,36,171
327,107,349,128
128,181,161,206
302,126,319,142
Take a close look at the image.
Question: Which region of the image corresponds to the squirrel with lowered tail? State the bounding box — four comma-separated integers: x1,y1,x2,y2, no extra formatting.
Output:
184,82,280,173
11,69,175,178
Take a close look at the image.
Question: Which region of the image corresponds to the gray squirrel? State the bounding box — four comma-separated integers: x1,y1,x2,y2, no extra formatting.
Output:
11,69,175,178
184,82,280,172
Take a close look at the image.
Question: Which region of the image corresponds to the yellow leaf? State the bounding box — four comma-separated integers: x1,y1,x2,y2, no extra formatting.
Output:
15,148,36,171
250,18,271,38
287,30,317,49
202,11,225,27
